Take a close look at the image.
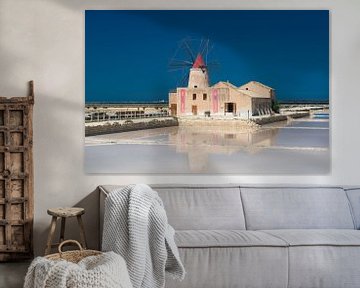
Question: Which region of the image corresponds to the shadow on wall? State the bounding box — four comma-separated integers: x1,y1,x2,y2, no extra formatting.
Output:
32,89,87,256
39,187,100,256
0,1,88,257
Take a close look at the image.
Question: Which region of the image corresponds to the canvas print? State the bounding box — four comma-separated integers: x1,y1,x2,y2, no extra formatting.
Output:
85,10,329,174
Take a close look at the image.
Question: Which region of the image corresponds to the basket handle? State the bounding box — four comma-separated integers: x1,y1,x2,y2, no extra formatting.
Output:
58,240,83,255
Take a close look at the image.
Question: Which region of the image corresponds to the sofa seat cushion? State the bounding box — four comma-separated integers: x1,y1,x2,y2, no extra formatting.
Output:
175,230,288,248
165,246,289,288
259,230,360,288
262,229,360,246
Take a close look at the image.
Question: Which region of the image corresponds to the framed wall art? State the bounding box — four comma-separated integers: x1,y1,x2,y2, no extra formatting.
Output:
85,10,329,174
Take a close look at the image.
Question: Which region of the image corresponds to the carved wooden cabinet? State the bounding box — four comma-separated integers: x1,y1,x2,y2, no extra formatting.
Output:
0,81,34,261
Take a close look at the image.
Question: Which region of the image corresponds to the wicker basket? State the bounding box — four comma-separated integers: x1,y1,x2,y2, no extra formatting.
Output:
45,240,102,263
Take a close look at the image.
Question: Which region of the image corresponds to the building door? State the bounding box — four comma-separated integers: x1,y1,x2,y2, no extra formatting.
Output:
225,103,236,114
170,104,177,116
192,105,197,115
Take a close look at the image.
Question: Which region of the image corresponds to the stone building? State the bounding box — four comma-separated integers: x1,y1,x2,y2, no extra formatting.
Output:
169,54,275,117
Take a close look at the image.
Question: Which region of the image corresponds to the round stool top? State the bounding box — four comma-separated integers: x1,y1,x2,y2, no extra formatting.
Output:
47,207,85,217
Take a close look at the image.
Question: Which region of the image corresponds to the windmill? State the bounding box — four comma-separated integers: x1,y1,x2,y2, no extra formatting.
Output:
169,38,219,87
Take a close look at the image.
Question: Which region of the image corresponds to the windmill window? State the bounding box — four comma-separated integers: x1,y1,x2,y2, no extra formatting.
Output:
203,93,207,100
193,94,197,100
246,88,249,90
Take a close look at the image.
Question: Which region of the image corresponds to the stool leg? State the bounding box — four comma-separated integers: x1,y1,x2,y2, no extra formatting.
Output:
45,216,57,255
60,217,66,243
77,215,87,249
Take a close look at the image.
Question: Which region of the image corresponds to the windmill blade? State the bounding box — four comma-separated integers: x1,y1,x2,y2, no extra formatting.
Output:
181,39,196,63
204,39,210,64
207,42,215,54
207,60,221,86
169,59,194,66
178,70,190,87
199,38,210,61
169,65,191,69
198,38,204,56
168,67,191,73
169,37,218,87
207,60,220,69
168,40,192,70
206,42,215,64
168,56,193,73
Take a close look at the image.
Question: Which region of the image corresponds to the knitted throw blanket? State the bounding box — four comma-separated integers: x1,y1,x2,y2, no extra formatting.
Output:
24,251,133,288
102,184,185,288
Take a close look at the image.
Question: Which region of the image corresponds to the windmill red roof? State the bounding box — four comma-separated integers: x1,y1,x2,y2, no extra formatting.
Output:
193,53,205,68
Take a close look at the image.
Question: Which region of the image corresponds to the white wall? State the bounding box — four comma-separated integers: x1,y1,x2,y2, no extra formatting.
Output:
0,0,359,256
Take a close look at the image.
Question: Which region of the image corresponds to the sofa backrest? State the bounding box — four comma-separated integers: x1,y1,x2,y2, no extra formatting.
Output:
345,188,360,229
240,187,355,230
153,186,246,230
100,185,358,232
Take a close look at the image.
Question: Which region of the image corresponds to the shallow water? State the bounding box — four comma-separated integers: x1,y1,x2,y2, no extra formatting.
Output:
85,115,330,174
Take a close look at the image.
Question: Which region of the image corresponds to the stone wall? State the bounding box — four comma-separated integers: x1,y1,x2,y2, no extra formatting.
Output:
179,118,259,129
85,118,179,136
252,112,310,125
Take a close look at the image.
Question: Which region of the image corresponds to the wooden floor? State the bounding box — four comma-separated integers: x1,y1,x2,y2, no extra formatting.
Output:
0,261,30,288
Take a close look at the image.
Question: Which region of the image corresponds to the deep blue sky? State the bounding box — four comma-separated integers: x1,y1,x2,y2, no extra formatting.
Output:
85,10,329,103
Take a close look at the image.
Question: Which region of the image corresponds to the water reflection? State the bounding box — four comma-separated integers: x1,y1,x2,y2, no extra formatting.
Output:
85,115,330,174
169,126,280,172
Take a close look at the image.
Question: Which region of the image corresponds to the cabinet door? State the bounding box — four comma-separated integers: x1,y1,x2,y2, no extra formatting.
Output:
0,103,33,261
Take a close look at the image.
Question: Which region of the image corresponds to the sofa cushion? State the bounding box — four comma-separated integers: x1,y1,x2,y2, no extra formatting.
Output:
262,229,360,246
175,230,287,248
165,247,289,288
241,187,355,230
261,230,360,288
154,186,246,230
100,185,246,230
287,246,360,288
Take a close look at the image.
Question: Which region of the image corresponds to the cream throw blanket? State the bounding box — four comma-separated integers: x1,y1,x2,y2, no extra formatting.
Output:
24,251,132,288
102,184,185,288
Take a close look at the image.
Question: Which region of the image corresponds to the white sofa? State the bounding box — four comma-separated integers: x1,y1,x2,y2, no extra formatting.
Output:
99,185,360,288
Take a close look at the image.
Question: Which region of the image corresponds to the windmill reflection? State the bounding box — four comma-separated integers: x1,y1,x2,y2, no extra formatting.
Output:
168,125,280,172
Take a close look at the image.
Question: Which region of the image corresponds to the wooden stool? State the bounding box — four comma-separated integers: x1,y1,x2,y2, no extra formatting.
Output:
45,207,87,255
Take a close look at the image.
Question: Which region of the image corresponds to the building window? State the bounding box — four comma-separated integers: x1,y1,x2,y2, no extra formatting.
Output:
246,87,249,90
194,85,198,88
193,94,196,100
203,93,207,100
